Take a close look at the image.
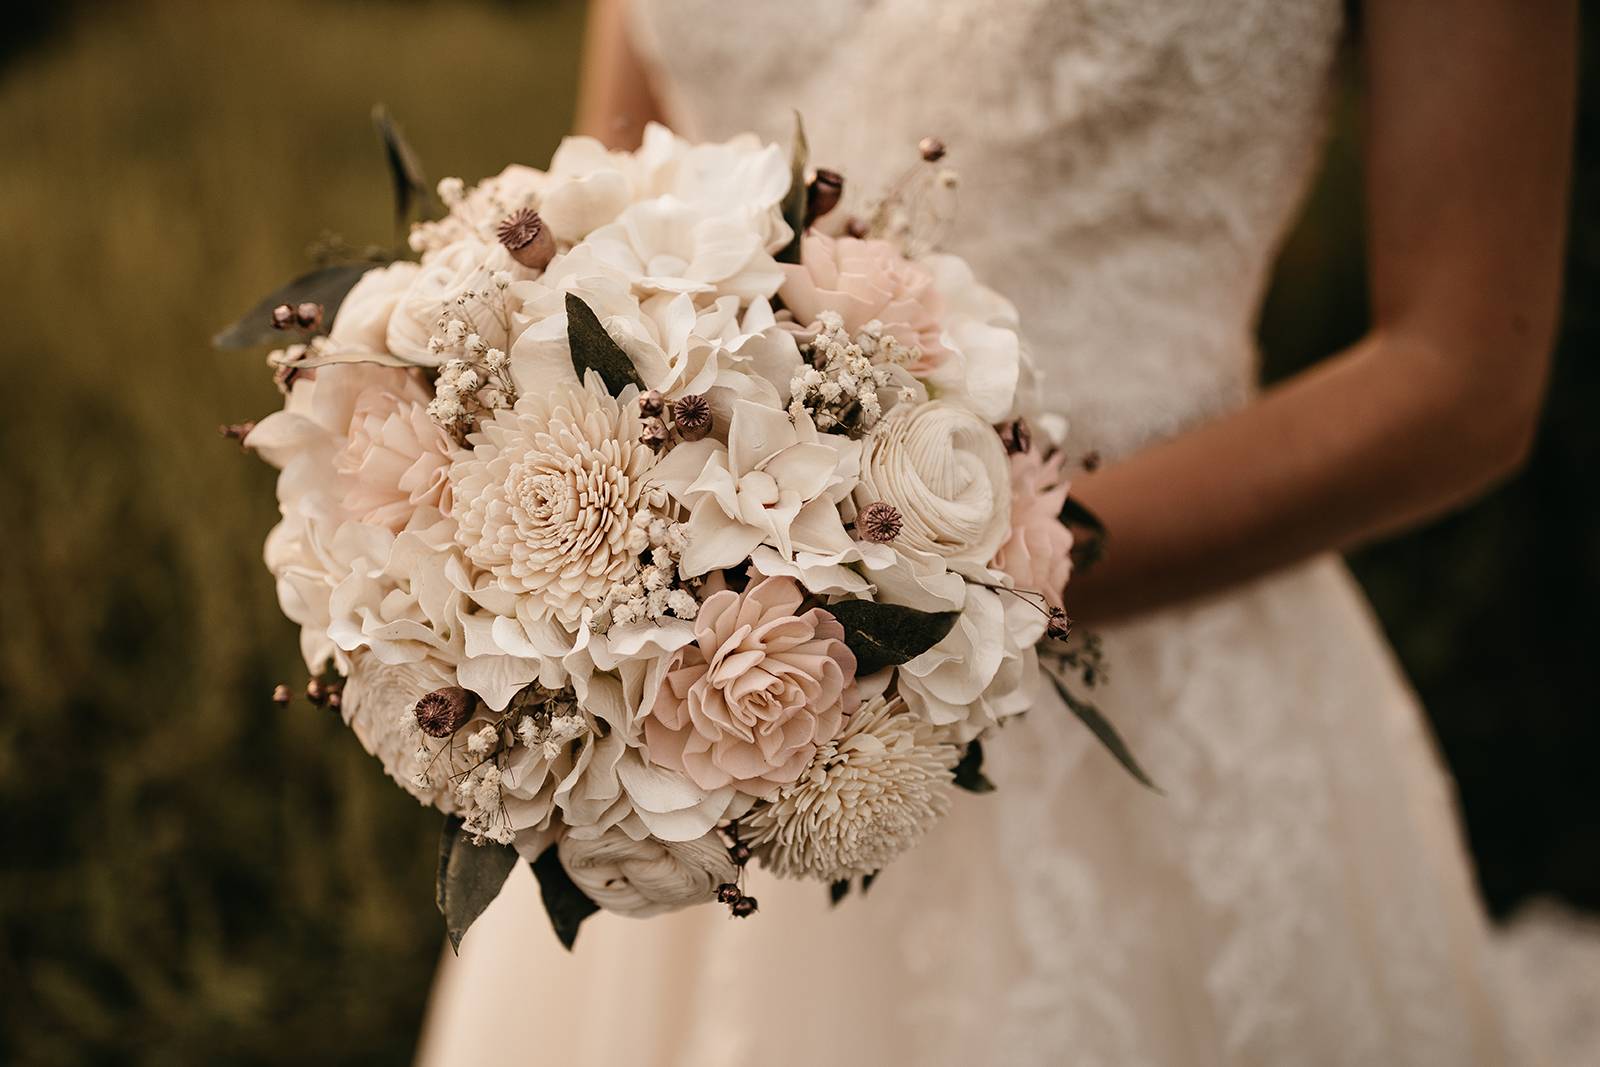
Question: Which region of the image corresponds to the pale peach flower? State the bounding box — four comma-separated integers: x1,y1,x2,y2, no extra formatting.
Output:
643,576,858,795
336,379,455,532
779,233,946,372
991,448,1075,610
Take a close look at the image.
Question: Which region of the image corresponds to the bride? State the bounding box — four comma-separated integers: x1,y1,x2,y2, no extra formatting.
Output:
418,1,1574,1063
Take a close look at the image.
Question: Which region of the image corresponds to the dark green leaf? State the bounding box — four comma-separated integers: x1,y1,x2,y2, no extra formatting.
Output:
371,104,434,228
1046,670,1160,792
435,819,519,953
212,263,373,349
530,845,601,951
825,599,959,676
952,740,996,794
1059,495,1108,573
829,879,850,906
775,111,809,265
565,292,644,395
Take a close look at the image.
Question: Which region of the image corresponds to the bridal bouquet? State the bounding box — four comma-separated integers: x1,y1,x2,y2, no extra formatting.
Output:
221,111,1146,949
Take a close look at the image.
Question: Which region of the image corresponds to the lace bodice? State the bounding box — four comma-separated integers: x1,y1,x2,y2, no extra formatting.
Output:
630,0,1345,458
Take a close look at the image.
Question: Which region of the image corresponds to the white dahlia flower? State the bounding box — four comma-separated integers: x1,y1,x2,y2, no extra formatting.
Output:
449,371,665,626
557,826,737,918
743,695,960,882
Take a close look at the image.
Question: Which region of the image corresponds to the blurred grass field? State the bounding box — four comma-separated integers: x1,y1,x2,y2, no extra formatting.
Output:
0,3,1595,1064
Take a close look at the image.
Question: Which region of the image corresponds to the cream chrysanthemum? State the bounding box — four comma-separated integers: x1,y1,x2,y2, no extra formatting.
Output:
743,695,960,882
450,371,664,625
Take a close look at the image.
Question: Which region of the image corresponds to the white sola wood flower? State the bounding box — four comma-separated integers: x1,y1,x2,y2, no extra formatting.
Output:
449,371,665,626
743,695,961,882
650,399,891,593
557,826,737,917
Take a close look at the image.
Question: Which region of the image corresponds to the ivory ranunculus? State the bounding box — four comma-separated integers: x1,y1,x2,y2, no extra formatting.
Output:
854,400,1012,568
642,576,858,795
328,261,420,355
557,827,737,918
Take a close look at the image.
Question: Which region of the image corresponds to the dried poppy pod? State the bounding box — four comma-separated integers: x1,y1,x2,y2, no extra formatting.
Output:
414,686,473,738
672,394,712,441
805,168,844,226
496,208,556,270
858,501,903,544
1046,609,1073,642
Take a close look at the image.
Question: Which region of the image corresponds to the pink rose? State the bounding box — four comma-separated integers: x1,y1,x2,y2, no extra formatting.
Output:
336,380,455,532
779,233,946,373
643,576,859,795
992,448,1076,611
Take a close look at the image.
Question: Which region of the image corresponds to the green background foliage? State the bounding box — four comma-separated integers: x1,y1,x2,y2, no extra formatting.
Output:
0,3,1593,1063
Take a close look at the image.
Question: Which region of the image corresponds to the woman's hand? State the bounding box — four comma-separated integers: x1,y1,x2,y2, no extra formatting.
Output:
1066,0,1576,623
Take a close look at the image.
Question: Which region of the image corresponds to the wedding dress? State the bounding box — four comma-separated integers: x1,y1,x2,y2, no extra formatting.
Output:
416,2,1531,1063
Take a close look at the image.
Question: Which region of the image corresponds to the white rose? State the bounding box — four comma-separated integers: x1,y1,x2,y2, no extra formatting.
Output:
328,261,420,354
557,826,737,918
340,650,459,809
854,400,1011,568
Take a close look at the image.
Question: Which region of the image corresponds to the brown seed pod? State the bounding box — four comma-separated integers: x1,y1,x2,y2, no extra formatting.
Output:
672,394,712,442
1046,609,1073,642
918,136,947,163
999,418,1032,455
496,208,556,270
638,389,666,418
414,686,473,738
271,303,297,331
294,302,324,331
858,501,904,544
715,883,742,905
730,895,759,918
271,684,293,705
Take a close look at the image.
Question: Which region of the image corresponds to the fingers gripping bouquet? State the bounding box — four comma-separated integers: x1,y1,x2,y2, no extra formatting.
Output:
222,113,1149,950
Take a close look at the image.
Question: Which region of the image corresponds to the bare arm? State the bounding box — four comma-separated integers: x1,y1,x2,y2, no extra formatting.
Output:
575,0,663,148
1066,0,1575,623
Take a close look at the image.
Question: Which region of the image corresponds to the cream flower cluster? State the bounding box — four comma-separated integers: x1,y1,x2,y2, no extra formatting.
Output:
247,123,1077,922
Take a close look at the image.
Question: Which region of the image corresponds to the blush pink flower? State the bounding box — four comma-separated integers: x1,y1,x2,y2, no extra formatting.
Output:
337,381,456,532
643,576,859,795
779,233,947,373
991,448,1076,611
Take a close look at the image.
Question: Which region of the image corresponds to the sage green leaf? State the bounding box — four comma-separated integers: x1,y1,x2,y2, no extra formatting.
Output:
212,263,373,349
1059,495,1108,572
372,104,435,228
824,599,958,676
1046,669,1160,792
565,292,644,395
775,111,809,265
952,740,996,794
436,819,519,953
530,845,601,951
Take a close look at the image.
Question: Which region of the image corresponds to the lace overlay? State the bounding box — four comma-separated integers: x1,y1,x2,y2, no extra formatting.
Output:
417,2,1522,1063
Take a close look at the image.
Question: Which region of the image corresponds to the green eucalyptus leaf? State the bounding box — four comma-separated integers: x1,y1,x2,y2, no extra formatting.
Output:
372,104,434,228
776,111,809,265
436,818,520,953
565,292,644,395
1046,669,1160,792
825,599,958,676
1059,495,1108,573
212,263,373,350
952,740,996,794
530,844,601,951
